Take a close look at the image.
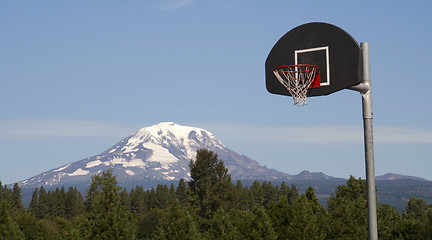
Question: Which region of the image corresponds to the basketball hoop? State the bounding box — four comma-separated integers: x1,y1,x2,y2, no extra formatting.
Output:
273,64,321,106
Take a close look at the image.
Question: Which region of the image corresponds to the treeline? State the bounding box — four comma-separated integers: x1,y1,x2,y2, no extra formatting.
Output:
1,149,432,239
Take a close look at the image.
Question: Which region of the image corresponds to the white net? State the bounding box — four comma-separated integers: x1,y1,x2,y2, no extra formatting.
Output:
273,65,319,106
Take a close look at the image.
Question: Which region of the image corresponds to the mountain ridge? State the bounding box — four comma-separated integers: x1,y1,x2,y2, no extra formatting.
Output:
375,173,429,181
14,122,431,189
10,122,431,211
16,122,293,190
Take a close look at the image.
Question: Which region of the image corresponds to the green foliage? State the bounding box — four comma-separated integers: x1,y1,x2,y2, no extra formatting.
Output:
267,187,329,240
405,197,429,221
155,184,173,209
129,186,146,214
0,182,12,204
175,178,190,205
377,203,404,239
399,197,432,240
27,188,39,216
0,182,24,215
327,176,368,240
0,201,25,240
81,169,136,240
13,212,41,239
188,149,233,222
232,180,250,210
28,186,83,220
206,207,277,240
266,197,290,239
250,180,265,207
2,150,432,239
37,187,49,219
247,207,278,240
12,184,25,213
287,187,329,239
155,201,201,240
287,184,299,204
136,208,164,239
205,208,242,239
64,187,84,219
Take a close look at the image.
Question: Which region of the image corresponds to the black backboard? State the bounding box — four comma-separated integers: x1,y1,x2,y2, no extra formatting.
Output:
266,22,361,97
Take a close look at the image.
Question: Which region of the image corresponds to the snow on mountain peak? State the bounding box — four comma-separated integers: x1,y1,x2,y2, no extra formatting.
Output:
126,122,225,161
17,122,291,189
137,122,219,143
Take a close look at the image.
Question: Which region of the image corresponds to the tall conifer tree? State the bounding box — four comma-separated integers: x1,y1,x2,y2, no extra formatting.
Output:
0,201,25,240
189,149,233,221
82,169,136,240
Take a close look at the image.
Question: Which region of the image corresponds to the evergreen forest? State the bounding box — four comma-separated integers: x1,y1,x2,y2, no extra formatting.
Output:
1,149,431,239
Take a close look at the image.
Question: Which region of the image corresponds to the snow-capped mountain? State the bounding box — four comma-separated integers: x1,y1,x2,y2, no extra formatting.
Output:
18,122,291,190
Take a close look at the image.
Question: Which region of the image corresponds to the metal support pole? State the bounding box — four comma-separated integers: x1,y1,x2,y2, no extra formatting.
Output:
349,42,378,240
361,42,378,240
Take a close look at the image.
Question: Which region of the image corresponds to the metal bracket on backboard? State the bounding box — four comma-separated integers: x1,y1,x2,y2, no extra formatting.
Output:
349,83,370,96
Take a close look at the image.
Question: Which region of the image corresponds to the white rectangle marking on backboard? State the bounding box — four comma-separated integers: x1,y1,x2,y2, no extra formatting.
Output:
295,46,330,86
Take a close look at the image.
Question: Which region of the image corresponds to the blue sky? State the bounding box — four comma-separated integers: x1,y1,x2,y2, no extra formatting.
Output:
1,0,431,184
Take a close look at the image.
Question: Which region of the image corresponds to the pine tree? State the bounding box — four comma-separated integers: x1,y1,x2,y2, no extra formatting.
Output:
175,179,189,205
327,176,368,240
248,207,278,240
13,210,43,240
28,188,39,216
266,197,291,239
0,201,25,240
206,207,277,240
287,183,299,204
228,207,277,240
169,183,176,207
119,188,130,209
405,197,429,221
286,187,329,239
11,183,24,213
64,187,83,219
81,169,136,240
36,186,49,219
0,182,8,202
155,184,171,209
233,180,250,211
147,187,158,209
129,186,146,214
250,181,265,207
206,208,242,239
52,187,66,217
399,197,432,239
188,149,234,222
155,201,201,240
377,203,404,239
0,183,13,208
262,181,278,206
279,181,289,199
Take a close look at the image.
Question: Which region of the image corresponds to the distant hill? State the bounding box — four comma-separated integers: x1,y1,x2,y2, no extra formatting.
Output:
376,179,432,211
376,173,428,181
